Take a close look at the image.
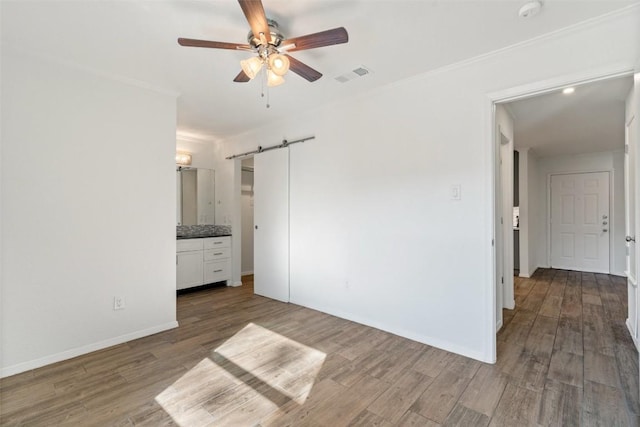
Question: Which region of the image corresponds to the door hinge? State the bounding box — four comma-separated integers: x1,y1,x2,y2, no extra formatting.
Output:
501,277,504,284
625,144,629,154
500,217,503,225
492,239,495,247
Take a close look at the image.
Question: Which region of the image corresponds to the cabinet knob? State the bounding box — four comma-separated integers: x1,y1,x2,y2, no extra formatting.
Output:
255,225,258,230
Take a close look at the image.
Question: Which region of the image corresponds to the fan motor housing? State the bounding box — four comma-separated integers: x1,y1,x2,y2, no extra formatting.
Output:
247,19,284,48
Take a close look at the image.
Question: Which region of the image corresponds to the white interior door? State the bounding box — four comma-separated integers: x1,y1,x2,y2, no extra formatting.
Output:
500,133,515,310
495,134,504,330
625,87,638,343
550,172,610,273
253,148,289,302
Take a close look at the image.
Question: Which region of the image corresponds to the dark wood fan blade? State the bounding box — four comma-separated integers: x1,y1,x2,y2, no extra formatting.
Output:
282,27,348,52
286,55,322,82
178,38,251,50
233,70,251,82
238,0,271,43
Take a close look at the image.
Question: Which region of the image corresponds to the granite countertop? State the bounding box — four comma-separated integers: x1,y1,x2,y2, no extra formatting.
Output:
176,224,232,240
177,233,231,240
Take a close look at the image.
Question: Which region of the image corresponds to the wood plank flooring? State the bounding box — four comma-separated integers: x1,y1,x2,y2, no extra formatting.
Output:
1,269,638,426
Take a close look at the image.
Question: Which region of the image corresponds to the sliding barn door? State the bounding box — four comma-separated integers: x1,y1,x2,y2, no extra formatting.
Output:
253,148,289,302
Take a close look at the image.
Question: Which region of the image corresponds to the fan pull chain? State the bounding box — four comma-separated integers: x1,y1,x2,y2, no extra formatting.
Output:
266,86,270,109
259,66,270,108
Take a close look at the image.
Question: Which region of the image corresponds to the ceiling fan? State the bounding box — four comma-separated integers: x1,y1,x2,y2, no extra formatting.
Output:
178,0,349,87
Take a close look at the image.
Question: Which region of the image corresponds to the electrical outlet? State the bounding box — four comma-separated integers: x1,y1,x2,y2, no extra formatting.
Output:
113,296,125,311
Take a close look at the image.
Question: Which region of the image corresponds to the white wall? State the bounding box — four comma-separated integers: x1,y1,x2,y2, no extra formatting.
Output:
1,50,178,377
217,8,639,362
534,150,627,276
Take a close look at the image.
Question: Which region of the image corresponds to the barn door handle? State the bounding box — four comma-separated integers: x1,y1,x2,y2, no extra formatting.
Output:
626,236,636,242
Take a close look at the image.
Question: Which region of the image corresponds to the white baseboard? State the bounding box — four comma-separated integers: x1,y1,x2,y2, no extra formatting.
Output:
626,319,639,351
241,270,254,276
611,269,627,278
289,297,492,363
230,281,243,287
1,321,179,379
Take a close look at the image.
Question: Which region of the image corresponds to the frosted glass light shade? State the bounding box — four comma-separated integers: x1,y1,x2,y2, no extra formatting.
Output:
268,54,290,76
240,57,263,79
267,70,285,87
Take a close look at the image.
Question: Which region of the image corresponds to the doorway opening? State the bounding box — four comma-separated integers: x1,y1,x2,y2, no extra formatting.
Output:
492,71,634,350
241,157,255,277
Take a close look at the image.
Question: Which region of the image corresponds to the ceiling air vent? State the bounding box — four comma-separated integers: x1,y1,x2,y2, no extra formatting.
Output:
335,65,373,83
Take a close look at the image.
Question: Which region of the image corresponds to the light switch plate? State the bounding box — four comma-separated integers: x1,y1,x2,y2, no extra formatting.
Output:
451,184,461,200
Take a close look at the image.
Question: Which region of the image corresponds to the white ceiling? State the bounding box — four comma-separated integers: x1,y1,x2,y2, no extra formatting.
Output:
2,0,637,141
507,75,633,158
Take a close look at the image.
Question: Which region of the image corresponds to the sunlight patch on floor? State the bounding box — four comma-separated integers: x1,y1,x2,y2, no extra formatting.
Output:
155,322,326,425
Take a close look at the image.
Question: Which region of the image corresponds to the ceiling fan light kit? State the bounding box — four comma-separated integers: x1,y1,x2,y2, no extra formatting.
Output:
178,0,349,94
267,71,285,87
268,54,289,76
240,56,263,79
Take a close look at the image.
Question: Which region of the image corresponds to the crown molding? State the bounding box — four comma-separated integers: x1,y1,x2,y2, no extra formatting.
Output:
2,43,180,98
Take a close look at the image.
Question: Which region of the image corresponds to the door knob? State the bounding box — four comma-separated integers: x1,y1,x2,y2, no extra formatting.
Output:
602,215,608,219
602,221,608,225
626,236,636,242
603,229,608,232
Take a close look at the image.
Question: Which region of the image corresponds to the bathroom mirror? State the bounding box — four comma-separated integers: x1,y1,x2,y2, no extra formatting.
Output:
176,167,215,225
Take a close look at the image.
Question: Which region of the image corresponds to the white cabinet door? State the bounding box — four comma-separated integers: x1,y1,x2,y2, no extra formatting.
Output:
254,148,289,302
550,172,610,273
177,251,203,290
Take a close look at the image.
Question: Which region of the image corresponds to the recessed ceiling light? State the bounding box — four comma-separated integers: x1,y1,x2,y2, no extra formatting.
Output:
562,87,575,95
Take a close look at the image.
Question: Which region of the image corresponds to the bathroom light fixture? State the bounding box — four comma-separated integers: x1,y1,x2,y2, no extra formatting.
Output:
176,152,192,166
562,87,575,95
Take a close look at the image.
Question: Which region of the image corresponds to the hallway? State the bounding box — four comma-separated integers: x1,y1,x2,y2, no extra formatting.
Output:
498,268,639,425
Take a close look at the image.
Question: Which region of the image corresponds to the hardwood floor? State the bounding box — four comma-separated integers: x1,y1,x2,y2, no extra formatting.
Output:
1,269,638,426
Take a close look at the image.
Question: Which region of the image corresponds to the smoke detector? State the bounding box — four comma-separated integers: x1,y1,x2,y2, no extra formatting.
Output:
519,1,542,18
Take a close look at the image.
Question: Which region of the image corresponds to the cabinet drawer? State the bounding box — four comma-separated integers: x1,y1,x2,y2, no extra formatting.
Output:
204,247,230,261
204,259,231,284
204,237,230,249
177,239,204,252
